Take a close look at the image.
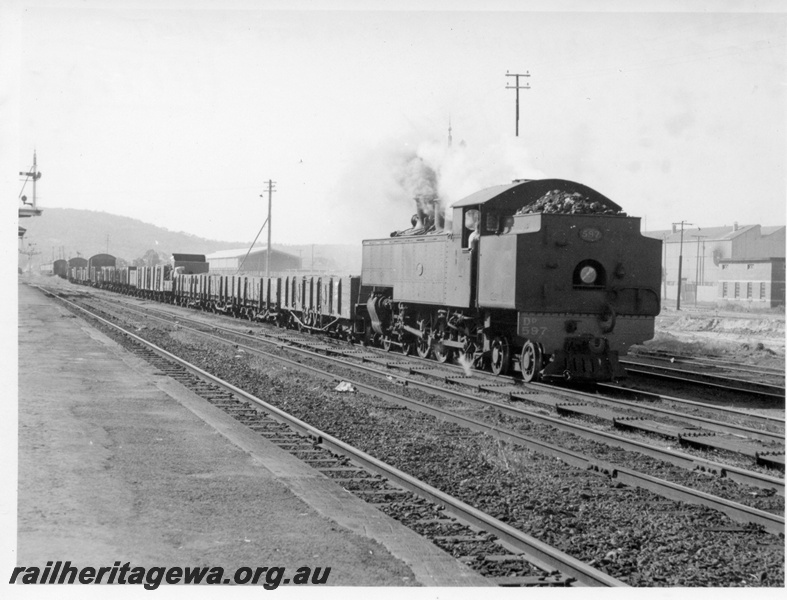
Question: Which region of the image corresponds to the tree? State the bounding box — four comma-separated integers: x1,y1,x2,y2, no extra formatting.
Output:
142,249,161,267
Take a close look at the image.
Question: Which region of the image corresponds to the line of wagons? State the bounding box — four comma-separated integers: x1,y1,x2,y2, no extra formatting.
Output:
68,253,365,340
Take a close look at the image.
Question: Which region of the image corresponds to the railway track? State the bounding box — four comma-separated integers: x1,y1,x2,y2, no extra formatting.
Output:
630,349,784,380
51,288,785,510
68,288,786,461
619,358,785,402
36,284,786,586
37,284,622,587
87,291,785,476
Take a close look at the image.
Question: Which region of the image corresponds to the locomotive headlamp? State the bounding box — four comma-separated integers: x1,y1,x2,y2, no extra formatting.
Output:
579,265,598,284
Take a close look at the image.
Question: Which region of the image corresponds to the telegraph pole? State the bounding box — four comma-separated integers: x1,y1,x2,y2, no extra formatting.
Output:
672,221,694,311
505,71,531,136
261,180,276,278
692,234,707,306
662,234,668,301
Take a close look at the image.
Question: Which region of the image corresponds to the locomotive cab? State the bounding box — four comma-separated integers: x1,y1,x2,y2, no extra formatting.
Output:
453,179,661,381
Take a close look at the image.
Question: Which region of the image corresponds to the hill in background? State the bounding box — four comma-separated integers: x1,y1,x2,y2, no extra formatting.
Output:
18,208,362,274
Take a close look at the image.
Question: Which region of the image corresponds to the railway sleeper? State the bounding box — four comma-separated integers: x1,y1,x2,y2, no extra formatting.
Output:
756,452,786,470
679,432,785,470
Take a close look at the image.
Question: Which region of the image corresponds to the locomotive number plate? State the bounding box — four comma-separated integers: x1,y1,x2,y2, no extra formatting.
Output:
518,316,547,338
579,227,602,242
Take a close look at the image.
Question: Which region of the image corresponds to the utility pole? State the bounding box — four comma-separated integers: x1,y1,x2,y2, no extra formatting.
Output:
505,71,531,137
261,180,276,279
662,234,668,301
672,221,695,311
692,234,707,306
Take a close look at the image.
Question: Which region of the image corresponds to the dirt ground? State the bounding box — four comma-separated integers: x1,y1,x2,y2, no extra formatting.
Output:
639,306,785,369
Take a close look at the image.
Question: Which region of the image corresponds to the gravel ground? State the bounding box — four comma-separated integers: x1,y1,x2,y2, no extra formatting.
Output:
140,307,785,516
74,300,784,588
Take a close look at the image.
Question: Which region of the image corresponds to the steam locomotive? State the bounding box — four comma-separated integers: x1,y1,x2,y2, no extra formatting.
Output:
70,178,662,382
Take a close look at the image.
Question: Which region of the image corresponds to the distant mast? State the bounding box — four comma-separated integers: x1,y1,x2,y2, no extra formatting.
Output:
19,150,43,219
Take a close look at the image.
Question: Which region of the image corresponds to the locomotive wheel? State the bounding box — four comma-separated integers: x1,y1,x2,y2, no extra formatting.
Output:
490,336,511,376
362,324,373,347
382,335,393,352
401,336,415,356
433,321,453,363
520,340,543,383
434,340,452,363
416,323,431,358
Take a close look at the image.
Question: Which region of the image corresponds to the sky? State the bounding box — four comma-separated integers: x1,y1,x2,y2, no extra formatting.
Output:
3,0,786,249
2,3,786,596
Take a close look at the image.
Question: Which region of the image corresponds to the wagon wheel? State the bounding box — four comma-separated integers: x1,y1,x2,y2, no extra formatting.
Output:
490,335,511,376
306,312,316,335
520,340,543,383
299,312,313,334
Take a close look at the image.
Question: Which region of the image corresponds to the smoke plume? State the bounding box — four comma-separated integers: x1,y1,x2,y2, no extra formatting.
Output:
390,134,546,226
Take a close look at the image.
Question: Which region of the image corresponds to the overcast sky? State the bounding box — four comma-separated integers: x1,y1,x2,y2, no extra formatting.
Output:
4,1,786,247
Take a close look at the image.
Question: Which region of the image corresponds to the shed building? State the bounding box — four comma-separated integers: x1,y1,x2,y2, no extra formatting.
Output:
644,224,785,304
718,258,785,308
205,247,301,275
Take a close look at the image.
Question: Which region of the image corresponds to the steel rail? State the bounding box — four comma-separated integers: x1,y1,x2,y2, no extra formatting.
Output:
78,292,786,522
597,383,785,427
41,287,627,587
83,293,786,497
96,295,785,443
630,350,785,377
621,361,785,402
535,386,784,444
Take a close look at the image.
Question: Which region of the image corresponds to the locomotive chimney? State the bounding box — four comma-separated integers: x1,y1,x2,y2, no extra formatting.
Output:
432,197,445,231
414,201,426,230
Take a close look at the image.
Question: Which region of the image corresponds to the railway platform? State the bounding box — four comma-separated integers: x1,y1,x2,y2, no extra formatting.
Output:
13,280,488,587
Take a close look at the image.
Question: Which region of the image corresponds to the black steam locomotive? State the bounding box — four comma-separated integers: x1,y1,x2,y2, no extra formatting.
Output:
70,178,662,382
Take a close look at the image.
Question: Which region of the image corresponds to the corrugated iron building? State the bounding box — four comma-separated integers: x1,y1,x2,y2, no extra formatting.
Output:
644,224,785,304
205,247,301,275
